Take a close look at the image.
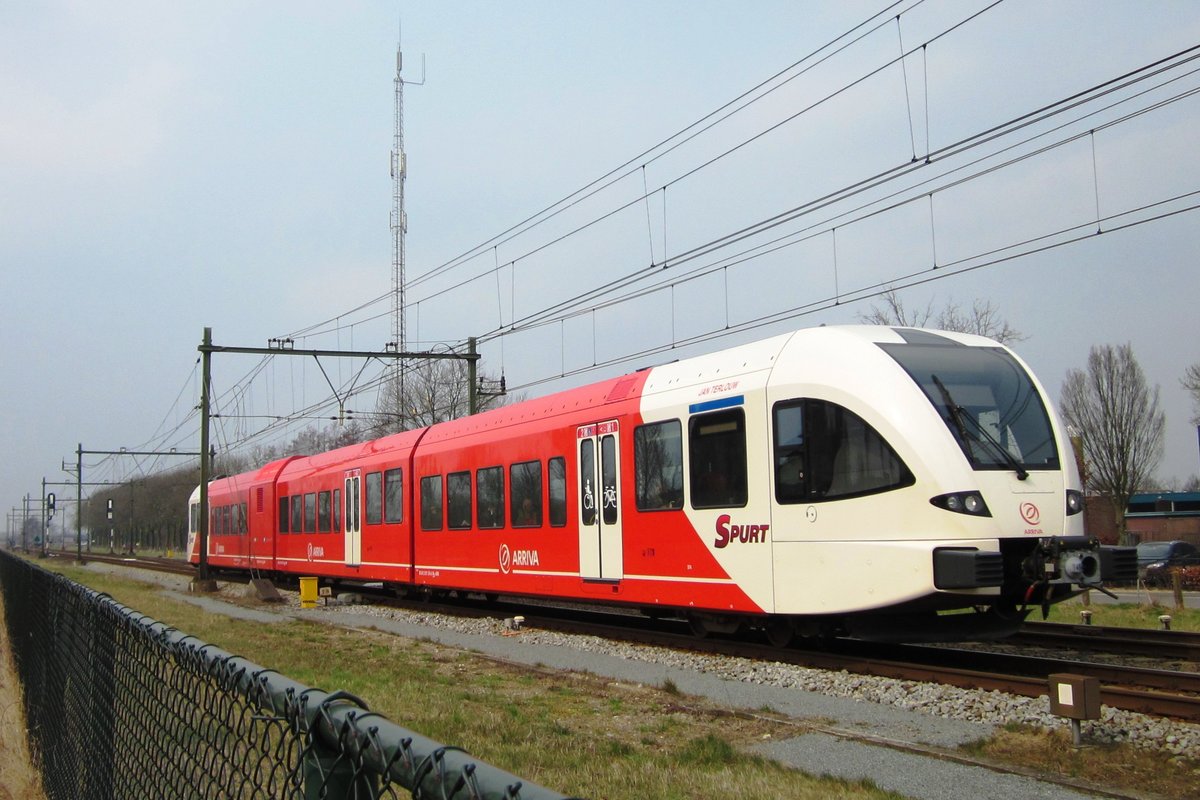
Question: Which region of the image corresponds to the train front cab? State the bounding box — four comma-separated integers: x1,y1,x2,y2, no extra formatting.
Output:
764,327,1134,643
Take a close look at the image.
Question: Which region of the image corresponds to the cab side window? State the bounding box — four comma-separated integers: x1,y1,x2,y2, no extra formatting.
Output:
773,399,913,503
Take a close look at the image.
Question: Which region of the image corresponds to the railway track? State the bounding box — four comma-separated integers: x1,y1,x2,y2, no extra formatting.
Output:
66,553,1200,722
1016,620,1200,661
74,552,196,576
499,604,1200,723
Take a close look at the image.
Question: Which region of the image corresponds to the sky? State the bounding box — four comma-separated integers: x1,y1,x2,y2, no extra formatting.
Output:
2,0,1199,528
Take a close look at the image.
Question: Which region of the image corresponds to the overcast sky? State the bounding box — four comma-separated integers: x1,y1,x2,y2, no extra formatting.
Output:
2,1,1199,525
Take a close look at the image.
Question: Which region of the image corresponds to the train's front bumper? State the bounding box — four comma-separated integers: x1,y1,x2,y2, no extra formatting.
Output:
933,536,1136,591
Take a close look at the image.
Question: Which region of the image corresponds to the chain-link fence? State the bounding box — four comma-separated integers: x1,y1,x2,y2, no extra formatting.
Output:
0,551,577,799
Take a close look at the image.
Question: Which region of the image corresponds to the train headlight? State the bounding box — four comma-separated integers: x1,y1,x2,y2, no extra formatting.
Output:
1065,490,1083,516
930,492,991,517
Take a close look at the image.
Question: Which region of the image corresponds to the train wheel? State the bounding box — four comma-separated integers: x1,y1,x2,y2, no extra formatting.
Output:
687,614,710,638
765,617,795,648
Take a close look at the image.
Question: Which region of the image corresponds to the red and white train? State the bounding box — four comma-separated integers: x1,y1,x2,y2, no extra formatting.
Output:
188,325,1134,643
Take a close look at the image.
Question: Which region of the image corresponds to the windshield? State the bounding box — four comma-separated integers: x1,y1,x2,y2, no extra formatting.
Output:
881,342,1060,472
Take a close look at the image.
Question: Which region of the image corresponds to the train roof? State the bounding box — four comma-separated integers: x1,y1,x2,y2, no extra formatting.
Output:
414,325,1006,442
214,324,1011,489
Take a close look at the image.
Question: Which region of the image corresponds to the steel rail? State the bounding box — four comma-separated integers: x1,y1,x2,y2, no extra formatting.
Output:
1017,621,1200,661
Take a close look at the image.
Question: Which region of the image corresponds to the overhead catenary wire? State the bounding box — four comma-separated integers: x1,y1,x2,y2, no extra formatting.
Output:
121,5,1199,472
469,45,1200,346
399,0,984,322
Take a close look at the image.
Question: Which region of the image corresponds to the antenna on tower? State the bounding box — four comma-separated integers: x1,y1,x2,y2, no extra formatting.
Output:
390,20,424,431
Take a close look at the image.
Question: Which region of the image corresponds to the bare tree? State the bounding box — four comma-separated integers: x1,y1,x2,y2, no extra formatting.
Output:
857,289,935,328
858,288,1025,345
369,357,512,436
1060,343,1165,545
1183,362,1200,425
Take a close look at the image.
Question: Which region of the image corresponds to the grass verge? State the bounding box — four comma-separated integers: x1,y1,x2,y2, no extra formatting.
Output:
35,561,1200,799
1044,597,1200,630
41,564,906,800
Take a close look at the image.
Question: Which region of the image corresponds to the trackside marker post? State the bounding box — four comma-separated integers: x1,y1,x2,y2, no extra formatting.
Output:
1048,673,1101,746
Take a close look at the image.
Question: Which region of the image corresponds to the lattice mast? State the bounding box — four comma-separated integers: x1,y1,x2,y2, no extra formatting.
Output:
389,36,409,428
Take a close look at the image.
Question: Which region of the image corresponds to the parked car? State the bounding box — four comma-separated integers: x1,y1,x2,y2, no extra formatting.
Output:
1137,540,1200,586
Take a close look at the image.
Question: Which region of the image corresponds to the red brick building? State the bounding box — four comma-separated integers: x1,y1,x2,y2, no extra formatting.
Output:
1084,491,1200,545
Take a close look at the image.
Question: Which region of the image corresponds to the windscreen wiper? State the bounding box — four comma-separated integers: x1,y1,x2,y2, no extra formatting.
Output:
931,374,1028,481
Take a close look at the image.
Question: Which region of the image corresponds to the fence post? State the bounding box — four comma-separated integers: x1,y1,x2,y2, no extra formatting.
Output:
300,691,377,799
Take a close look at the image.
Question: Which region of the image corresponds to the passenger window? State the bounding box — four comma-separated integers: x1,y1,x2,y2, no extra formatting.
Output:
291,495,303,534
385,468,403,523
365,472,382,525
318,491,331,533
477,466,504,529
548,457,567,527
333,489,341,532
448,472,471,530
635,420,683,511
773,399,913,503
304,493,317,532
421,476,443,531
511,461,542,527
239,503,248,535
689,409,748,509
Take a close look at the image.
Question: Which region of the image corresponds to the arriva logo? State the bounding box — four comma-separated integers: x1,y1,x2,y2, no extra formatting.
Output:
713,514,770,549
499,543,540,574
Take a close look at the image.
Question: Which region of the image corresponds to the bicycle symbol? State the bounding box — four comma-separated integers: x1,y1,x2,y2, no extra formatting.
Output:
602,485,617,509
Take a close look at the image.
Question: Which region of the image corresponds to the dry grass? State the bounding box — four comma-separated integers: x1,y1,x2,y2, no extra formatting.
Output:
962,723,1200,799
0,596,46,800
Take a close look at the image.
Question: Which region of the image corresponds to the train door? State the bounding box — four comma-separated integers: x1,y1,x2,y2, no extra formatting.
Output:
343,470,361,567
577,421,623,581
